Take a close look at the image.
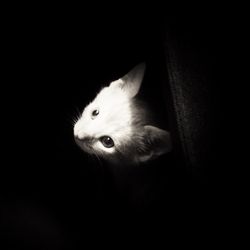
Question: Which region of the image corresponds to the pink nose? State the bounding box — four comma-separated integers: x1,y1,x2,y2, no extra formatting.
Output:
74,127,87,139
74,131,92,141
74,135,93,150
75,133,86,140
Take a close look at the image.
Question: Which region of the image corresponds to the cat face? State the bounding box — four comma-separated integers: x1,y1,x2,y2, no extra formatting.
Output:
74,63,172,165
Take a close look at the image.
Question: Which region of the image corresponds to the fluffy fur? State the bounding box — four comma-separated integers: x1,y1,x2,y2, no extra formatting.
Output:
74,63,172,165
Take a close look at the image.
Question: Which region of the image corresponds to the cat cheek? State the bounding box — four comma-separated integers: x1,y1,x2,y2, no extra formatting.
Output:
95,141,115,154
73,121,81,137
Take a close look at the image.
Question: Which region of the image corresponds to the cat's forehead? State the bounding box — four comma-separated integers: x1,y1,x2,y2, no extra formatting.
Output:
93,86,129,107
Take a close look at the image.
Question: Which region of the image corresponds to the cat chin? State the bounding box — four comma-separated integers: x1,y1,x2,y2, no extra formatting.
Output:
74,138,93,155
100,154,143,166
76,143,93,155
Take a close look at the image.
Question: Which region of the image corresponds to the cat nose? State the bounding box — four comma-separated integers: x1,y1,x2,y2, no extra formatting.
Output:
74,134,93,147
75,133,85,140
74,127,86,139
74,131,89,140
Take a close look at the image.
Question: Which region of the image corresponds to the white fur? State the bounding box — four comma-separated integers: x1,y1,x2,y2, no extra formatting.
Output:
74,85,134,155
74,63,172,165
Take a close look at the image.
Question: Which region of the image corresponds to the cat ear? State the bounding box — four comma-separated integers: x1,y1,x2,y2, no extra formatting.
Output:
138,125,172,163
110,63,146,98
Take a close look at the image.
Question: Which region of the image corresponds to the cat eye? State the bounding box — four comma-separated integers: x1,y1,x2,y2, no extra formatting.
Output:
100,136,114,148
91,109,99,119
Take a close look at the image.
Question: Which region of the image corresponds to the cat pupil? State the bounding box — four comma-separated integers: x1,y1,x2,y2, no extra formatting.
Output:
91,109,99,118
100,136,114,148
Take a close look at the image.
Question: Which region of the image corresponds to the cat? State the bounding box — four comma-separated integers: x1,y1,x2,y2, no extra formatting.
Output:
73,63,172,165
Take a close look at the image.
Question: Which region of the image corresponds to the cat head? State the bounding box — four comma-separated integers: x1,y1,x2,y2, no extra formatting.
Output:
74,63,172,165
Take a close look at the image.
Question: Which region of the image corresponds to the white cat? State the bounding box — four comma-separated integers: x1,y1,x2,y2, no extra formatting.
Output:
74,63,172,165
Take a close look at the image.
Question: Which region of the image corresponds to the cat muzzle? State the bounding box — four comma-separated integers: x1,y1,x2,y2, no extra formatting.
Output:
74,135,94,151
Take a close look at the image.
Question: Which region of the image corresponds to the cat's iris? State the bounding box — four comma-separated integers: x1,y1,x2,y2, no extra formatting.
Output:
91,109,99,119
100,136,114,148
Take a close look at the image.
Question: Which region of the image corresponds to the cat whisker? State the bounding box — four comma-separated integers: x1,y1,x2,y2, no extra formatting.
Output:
64,110,78,127
69,106,83,126
72,117,78,125
72,116,80,126
115,148,123,157
93,152,103,167
75,107,82,120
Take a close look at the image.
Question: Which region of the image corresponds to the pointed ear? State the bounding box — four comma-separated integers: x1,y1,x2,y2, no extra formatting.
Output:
110,63,146,98
138,125,172,163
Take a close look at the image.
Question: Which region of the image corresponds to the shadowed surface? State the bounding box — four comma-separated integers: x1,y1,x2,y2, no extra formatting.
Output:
1,6,230,249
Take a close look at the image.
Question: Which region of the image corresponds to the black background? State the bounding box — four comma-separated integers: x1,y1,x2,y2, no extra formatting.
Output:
1,5,236,249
